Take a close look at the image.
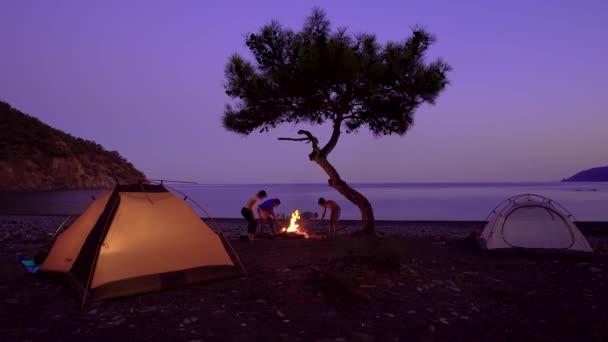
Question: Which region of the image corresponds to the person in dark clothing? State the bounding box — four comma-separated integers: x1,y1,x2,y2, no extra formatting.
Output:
241,190,267,241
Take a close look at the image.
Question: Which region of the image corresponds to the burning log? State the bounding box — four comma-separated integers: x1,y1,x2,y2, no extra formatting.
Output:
269,231,307,239
279,210,309,239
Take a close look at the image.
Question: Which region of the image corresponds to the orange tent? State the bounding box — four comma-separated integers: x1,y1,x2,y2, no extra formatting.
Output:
40,184,240,303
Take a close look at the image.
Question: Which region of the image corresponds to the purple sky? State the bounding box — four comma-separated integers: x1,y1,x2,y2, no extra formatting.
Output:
1,0,606,183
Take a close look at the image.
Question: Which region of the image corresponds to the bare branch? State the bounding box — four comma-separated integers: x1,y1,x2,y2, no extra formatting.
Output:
296,130,318,145
279,130,322,160
278,137,310,142
278,130,321,154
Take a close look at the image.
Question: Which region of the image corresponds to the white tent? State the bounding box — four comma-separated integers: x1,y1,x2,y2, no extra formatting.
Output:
479,194,593,254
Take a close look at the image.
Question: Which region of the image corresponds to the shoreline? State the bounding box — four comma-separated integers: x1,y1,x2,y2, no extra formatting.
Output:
3,213,606,234
3,214,608,249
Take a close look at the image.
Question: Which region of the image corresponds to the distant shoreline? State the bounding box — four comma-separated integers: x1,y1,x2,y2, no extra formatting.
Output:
2,214,607,236
3,180,607,191
2,181,607,221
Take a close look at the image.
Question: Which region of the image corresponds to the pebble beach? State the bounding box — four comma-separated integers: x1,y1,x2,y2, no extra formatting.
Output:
2,214,608,341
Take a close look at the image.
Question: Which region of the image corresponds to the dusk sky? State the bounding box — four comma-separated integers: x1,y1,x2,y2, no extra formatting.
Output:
1,0,606,184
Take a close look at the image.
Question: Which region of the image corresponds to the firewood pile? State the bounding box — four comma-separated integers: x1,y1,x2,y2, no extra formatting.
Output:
239,231,328,241
268,232,307,239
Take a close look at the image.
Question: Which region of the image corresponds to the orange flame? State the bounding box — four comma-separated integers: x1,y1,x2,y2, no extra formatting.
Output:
281,210,308,238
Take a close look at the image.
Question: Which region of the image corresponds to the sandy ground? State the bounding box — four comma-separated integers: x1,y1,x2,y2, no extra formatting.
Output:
1,215,607,341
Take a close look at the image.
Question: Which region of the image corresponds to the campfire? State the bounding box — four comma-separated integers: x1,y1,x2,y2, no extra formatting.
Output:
280,210,308,238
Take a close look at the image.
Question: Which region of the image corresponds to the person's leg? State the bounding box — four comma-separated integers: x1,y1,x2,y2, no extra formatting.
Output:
248,212,257,236
331,208,340,234
337,208,341,233
241,207,256,240
241,207,250,238
258,209,268,234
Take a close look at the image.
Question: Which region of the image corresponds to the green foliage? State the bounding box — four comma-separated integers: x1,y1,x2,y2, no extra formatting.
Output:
0,101,145,181
223,7,451,137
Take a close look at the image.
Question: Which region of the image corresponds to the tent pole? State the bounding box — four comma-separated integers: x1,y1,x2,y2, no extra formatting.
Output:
80,191,121,308
49,195,96,243
148,179,198,184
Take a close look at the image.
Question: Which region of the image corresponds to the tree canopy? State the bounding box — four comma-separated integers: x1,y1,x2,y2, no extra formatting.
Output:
222,8,451,232
223,8,451,138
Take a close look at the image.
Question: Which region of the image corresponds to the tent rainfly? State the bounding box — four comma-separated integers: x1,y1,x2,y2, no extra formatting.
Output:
39,183,241,303
479,194,593,255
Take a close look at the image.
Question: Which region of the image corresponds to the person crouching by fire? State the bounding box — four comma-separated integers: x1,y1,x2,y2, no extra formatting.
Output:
241,190,267,241
299,211,319,233
318,198,341,236
257,198,281,234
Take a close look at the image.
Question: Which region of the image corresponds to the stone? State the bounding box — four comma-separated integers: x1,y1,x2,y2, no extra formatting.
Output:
4,298,18,305
113,318,126,325
351,332,374,341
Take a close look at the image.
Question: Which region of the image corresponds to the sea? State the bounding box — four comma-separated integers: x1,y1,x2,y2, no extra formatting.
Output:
1,182,607,222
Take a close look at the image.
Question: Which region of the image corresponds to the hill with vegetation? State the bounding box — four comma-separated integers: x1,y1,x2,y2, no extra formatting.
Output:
562,165,608,182
0,101,146,190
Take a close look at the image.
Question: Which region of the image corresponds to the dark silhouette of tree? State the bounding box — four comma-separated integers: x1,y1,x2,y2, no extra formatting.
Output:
222,8,451,233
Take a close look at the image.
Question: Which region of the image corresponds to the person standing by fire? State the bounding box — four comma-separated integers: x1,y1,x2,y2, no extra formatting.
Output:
318,198,341,236
257,198,281,234
241,190,267,241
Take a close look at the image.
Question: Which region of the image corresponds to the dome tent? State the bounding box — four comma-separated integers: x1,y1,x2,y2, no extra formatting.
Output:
479,194,593,255
39,183,243,304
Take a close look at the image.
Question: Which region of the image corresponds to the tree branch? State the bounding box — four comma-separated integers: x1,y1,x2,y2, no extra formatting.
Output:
278,137,310,142
278,130,321,160
320,113,343,157
296,130,320,150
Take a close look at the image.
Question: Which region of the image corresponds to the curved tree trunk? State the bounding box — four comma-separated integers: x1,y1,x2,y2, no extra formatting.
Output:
314,156,375,233
279,128,376,233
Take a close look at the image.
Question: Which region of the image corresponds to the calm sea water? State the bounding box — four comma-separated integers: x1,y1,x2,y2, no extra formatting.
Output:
1,182,607,221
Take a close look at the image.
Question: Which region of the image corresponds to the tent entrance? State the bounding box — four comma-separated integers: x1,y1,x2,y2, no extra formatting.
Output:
501,206,575,249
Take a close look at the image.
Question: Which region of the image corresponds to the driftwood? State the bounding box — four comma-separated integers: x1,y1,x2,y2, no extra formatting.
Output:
269,232,308,240
239,231,329,241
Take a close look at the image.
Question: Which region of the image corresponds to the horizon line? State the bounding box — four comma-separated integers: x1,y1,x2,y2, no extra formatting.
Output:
168,180,585,185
